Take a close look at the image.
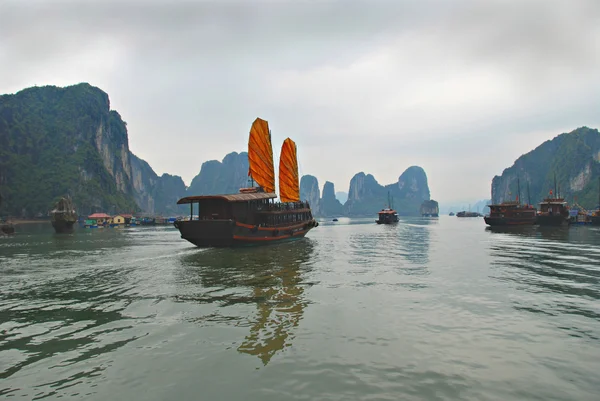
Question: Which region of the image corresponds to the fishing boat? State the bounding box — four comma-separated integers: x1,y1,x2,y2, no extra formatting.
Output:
484,179,537,226
50,196,78,233
376,192,399,224
174,118,318,247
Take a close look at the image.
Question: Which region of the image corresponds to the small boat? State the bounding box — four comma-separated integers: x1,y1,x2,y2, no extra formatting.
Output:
376,192,399,224
484,179,537,226
332,218,338,222
174,117,318,247
1,219,15,235
449,212,455,216
50,195,78,233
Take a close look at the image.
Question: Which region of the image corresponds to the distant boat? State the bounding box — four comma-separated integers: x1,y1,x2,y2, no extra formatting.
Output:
456,211,481,217
1,219,15,235
449,212,455,216
484,179,537,226
536,175,570,226
332,218,338,222
485,201,536,226
174,117,318,247
376,192,399,224
50,196,78,233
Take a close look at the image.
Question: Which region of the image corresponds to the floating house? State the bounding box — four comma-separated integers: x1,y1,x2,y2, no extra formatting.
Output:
87,213,111,227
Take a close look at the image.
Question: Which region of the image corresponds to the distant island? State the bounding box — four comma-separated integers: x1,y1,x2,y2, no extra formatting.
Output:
0,83,436,218
2,83,598,219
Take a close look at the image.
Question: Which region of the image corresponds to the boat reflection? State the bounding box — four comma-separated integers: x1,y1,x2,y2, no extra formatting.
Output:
485,225,593,244
178,240,315,365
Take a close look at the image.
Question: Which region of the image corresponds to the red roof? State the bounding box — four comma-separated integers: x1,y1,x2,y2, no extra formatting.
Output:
88,213,111,218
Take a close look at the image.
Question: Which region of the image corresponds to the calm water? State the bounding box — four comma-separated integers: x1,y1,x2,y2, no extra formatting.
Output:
1,217,600,400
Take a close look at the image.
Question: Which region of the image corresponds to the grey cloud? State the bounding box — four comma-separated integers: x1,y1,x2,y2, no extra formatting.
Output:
1,0,599,203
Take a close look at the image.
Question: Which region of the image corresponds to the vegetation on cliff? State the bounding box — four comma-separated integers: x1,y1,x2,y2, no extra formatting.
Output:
0,83,185,217
491,127,600,209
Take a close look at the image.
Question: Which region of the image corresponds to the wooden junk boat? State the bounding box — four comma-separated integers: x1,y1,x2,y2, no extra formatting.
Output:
536,190,570,226
484,201,536,226
174,118,318,247
484,179,537,226
376,192,399,224
50,195,78,233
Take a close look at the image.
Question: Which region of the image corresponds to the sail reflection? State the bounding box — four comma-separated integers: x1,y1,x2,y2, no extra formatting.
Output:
178,240,314,365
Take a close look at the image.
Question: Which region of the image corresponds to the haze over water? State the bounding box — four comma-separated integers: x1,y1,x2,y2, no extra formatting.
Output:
1,218,600,400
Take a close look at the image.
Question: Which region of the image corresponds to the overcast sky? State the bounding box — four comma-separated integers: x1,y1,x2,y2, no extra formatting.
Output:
2,0,599,204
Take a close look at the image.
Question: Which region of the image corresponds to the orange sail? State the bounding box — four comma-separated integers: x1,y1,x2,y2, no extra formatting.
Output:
278,138,300,203
248,118,275,193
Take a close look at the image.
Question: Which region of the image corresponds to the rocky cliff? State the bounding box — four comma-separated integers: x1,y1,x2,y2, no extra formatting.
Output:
300,175,320,212
187,152,249,195
491,127,600,208
343,166,431,216
0,83,186,217
320,181,344,217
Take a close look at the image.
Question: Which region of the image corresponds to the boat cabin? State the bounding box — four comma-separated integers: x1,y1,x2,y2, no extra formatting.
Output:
538,198,569,215
487,201,536,218
176,191,313,227
376,208,399,224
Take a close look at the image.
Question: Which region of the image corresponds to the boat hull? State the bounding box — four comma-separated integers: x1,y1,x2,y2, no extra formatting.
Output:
174,219,317,248
51,219,76,233
536,215,569,226
591,215,600,226
484,216,536,226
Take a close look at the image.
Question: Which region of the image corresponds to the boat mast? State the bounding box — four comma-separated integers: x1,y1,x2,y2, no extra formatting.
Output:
527,181,531,206
517,177,521,204
554,172,557,199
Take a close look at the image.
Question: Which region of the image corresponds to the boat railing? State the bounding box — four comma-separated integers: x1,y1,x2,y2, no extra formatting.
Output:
264,201,311,211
